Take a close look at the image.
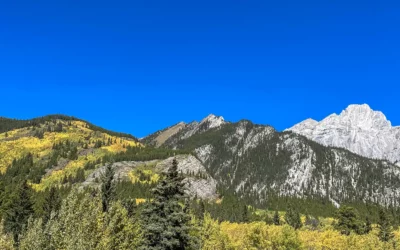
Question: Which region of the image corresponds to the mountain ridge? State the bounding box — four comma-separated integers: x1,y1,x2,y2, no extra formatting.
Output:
3,106,400,207
0,114,137,140
143,109,400,207
143,114,226,148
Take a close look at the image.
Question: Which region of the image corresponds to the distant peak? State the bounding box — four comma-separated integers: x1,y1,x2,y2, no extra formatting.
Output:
343,104,373,114
302,118,319,125
288,103,394,133
203,114,219,119
200,114,225,128
285,118,318,132
348,103,371,108
286,103,399,163
201,114,224,122
340,104,385,120
339,104,391,128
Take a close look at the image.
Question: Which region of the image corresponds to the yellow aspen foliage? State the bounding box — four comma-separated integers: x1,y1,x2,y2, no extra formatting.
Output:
201,213,234,250
211,219,400,250
0,222,14,250
242,223,272,249
298,229,348,249
47,189,104,249
128,169,160,184
219,222,301,249
0,119,140,174
135,198,146,205
32,152,105,191
0,119,142,191
98,202,141,250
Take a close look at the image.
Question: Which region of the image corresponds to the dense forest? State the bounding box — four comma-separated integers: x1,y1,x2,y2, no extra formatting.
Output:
1,151,399,249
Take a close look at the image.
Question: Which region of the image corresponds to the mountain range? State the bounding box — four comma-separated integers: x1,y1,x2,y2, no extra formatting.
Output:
1,104,400,209
143,104,400,207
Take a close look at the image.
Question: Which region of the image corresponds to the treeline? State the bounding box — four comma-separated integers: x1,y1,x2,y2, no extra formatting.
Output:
239,188,400,226
239,190,338,219
116,180,156,200
102,145,191,163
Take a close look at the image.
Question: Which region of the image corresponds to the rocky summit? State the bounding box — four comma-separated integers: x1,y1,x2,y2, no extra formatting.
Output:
287,104,400,165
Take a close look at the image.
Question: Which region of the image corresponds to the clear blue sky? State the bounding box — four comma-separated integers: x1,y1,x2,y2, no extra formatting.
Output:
0,0,399,137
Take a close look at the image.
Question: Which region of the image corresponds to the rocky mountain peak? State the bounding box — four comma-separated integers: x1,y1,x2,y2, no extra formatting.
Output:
288,118,318,132
338,104,391,130
287,104,400,163
143,114,226,147
200,114,225,129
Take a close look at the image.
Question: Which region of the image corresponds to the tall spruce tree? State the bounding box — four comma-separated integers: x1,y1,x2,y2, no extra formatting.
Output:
42,187,61,224
3,180,34,245
140,158,196,250
364,217,372,234
335,206,363,235
242,205,249,223
101,164,116,213
273,210,281,225
197,200,205,221
285,205,302,230
378,209,394,242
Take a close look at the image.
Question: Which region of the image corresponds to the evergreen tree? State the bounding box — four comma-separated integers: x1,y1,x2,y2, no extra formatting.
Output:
74,168,85,183
3,181,34,245
35,130,44,139
305,214,319,230
101,164,116,213
42,187,61,224
285,206,302,230
335,206,364,235
94,140,103,148
264,213,274,225
242,205,249,223
364,217,372,234
68,146,78,160
273,210,281,225
61,175,68,184
140,158,197,250
378,209,394,242
198,200,205,221
55,122,63,132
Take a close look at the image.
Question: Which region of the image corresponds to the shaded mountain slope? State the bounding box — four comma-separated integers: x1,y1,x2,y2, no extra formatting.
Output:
147,117,400,207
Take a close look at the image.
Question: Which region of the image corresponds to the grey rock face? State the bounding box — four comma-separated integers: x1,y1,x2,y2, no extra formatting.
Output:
83,155,218,200
142,114,226,148
287,104,400,165
158,118,400,207
140,109,400,207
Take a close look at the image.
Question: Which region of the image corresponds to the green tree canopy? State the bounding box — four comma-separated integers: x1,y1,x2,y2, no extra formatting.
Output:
140,158,198,250
378,209,394,242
